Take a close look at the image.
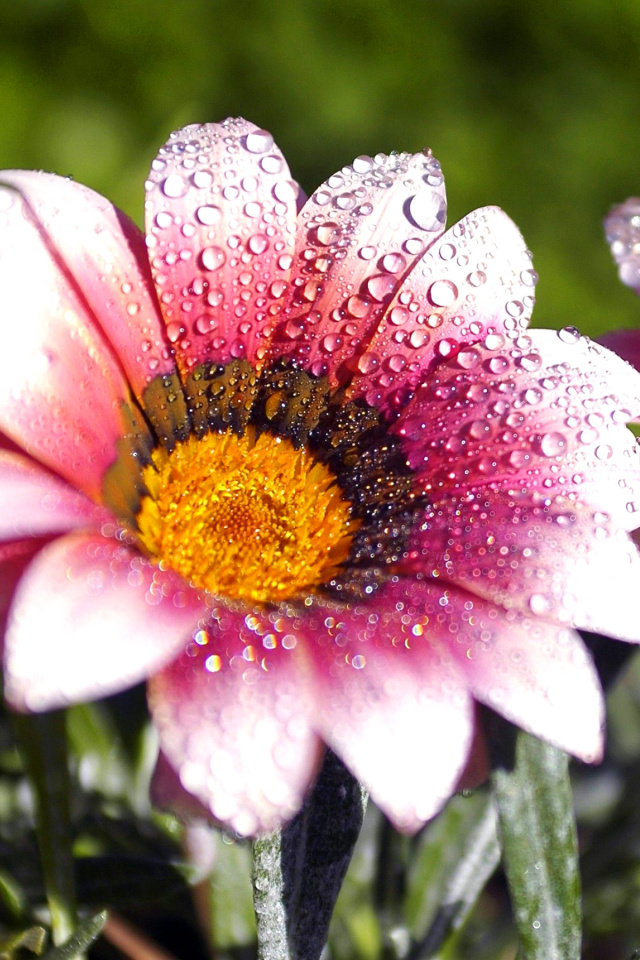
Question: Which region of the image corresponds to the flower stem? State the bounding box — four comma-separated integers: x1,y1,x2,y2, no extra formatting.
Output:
13,709,77,946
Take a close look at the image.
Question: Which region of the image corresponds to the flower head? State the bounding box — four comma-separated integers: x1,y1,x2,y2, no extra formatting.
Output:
2,119,640,836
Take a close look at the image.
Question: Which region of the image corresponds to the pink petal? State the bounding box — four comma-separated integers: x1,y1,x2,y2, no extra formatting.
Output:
348,207,537,416
604,197,640,295
0,181,139,500
404,487,640,643
148,607,323,836
269,149,447,386
439,587,604,762
395,328,640,529
0,539,44,638
144,120,299,375
150,750,212,821
296,584,474,832
0,451,107,540
4,532,204,711
0,171,174,400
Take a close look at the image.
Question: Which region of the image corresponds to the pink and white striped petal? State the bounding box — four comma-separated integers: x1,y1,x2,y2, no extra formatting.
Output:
394,329,640,528
348,207,537,416
404,487,640,643
269,149,447,386
144,120,299,374
4,531,204,712
148,606,323,837
0,171,174,398
0,451,107,540
296,584,473,832
437,586,604,762
0,183,137,500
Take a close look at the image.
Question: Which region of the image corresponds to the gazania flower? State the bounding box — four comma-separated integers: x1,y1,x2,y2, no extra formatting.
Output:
2,119,640,837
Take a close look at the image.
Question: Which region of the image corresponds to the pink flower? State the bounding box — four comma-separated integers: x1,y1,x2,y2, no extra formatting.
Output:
2,119,640,837
600,198,640,368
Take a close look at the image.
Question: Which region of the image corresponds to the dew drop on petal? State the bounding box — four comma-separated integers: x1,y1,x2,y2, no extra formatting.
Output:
366,274,397,302
196,205,221,225
201,246,226,271
538,432,567,457
558,326,581,344
428,279,458,307
245,129,274,154
162,174,189,198
408,191,446,231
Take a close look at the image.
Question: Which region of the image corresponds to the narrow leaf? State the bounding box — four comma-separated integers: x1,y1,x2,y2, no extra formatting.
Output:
0,925,47,958
12,711,77,946
41,912,107,960
407,796,500,959
490,718,581,960
252,750,366,960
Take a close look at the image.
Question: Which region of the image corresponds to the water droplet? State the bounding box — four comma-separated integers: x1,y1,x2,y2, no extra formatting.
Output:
273,180,298,203
201,246,226,271
321,334,342,354
357,353,380,374
162,174,188,198
248,234,268,254
408,191,446,231
538,432,567,457
506,300,524,318
558,326,581,344
467,270,486,287
359,245,377,260
245,129,274,154
389,306,409,326
366,274,397,302
317,222,342,246
428,279,458,307
468,419,491,440
595,444,613,460
381,253,406,274
529,593,554,616
347,295,370,318
352,155,373,174
196,205,221,225
457,348,480,369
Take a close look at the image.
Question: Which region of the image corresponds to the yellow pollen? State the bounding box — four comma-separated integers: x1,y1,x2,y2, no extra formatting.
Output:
136,428,357,604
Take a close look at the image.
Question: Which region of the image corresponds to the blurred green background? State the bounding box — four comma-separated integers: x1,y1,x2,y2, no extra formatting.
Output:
1,0,640,337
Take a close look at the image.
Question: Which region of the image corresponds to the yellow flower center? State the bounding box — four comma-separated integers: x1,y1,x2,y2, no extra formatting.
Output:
136,428,357,604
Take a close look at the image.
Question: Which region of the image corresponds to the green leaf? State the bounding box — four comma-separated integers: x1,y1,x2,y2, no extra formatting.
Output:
209,834,256,949
12,711,77,946
406,794,500,959
0,925,47,958
40,911,107,960
253,750,366,960
490,719,581,960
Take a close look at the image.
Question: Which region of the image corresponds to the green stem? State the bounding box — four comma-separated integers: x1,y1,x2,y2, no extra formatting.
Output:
13,710,77,946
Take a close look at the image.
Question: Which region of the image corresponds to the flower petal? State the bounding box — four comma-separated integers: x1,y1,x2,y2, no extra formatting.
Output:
0,182,141,499
395,328,640,529
295,584,474,832
349,207,537,416
0,451,107,540
405,486,640,642
0,539,44,638
148,606,323,836
270,149,447,386
449,605,604,763
0,171,174,400
604,197,640,295
4,532,204,711
144,119,299,376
